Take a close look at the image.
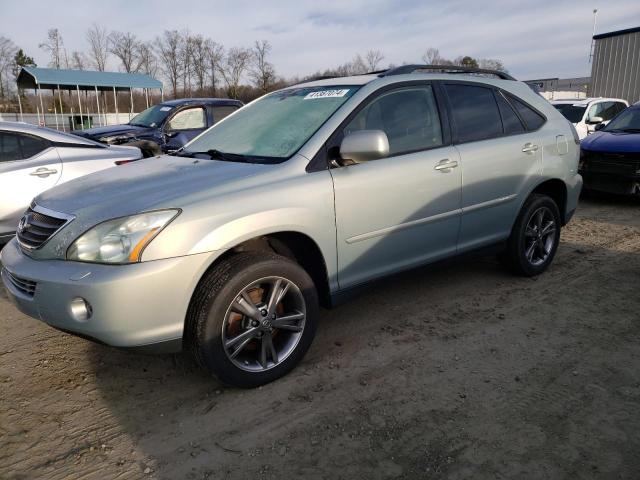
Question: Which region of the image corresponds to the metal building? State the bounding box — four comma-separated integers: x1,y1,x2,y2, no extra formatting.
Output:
590,26,640,103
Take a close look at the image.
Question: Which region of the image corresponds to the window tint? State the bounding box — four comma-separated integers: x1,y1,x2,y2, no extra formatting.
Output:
20,134,50,158
214,105,238,122
615,103,627,115
344,86,443,156
0,132,22,162
496,92,525,135
508,94,545,130
167,107,206,130
0,132,48,162
445,84,502,143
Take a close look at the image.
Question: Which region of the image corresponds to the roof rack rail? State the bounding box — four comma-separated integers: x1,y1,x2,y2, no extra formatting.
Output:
379,64,516,81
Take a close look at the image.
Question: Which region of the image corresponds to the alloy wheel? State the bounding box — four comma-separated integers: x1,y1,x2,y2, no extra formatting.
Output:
524,206,557,266
222,276,306,372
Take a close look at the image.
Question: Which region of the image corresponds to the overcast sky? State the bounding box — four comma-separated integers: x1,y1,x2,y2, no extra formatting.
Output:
2,0,639,81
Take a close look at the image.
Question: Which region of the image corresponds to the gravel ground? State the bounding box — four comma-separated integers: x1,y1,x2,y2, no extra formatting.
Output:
1,194,639,480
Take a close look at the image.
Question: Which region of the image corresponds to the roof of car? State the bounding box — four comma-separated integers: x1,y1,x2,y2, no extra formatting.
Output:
291,72,518,89
551,97,628,105
0,121,105,145
160,98,243,107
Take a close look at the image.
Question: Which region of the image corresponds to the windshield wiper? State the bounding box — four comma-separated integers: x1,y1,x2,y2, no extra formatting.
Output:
176,149,249,162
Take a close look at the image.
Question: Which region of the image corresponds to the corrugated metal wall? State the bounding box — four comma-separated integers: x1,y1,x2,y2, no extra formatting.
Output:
591,31,640,103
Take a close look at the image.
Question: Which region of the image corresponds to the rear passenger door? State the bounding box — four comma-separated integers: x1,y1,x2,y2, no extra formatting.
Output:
443,83,545,252
330,83,462,288
0,131,62,234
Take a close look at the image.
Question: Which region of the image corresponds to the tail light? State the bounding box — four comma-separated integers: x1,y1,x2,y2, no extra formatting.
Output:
568,121,580,145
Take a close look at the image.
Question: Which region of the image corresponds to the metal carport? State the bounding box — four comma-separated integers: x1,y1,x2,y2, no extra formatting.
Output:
16,67,163,130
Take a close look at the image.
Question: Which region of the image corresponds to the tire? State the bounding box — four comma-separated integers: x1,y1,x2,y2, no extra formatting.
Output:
504,194,561,277
186,252,319,388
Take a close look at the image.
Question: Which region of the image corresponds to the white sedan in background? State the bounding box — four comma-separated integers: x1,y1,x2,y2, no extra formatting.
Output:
0,121,141,243
551,98,629,139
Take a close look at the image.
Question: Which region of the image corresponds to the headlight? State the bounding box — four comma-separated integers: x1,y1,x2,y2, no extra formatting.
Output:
99,133,137,144
67,210,179,264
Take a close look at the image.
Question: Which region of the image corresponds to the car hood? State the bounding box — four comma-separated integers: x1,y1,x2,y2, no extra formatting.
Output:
581,131,640,153
37,154,276,217
72,123,151,139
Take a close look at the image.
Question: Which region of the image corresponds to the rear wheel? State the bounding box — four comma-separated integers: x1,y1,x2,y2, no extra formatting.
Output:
186,252,318,388
504,194,561,276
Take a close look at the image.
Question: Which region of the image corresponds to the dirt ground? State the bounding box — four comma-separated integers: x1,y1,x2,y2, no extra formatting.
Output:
1,194,639,480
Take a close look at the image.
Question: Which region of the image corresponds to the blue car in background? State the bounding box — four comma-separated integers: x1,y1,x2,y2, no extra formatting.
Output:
73,98,243,157
580,103,640,195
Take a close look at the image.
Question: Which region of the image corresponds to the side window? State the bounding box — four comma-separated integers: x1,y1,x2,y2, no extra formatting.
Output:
587,102,604,121
343,85,443,156
615,103,627,115
445,84,502,143
214,106,238,122
19,134,50,158
495,92,525,135
0,132,22,162
167,107,206,131
507,94,546,131
598,102,619,121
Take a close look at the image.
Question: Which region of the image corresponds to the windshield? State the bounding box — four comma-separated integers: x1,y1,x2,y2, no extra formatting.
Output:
603,108,640,132
553,104,586,123
129,104,174,128
183,86,359,161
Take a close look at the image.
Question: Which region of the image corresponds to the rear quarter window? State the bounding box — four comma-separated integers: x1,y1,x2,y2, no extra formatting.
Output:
506,94,546,131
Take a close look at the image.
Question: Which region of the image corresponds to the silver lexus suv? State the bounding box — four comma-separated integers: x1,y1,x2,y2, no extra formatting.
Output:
1,66,582,387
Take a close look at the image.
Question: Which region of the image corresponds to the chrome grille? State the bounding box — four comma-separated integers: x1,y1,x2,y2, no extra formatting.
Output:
16,205,73,250
2,268,37,297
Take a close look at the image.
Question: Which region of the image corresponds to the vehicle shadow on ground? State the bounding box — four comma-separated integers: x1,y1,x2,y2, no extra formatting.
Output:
85,231,640,478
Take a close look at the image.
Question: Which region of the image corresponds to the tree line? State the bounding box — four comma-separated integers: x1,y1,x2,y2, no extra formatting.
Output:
0,25,508,113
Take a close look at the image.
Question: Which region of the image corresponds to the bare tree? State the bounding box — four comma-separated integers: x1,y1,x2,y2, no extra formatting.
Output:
219,46,251,99
348,54,368,75
156,30,183,98
190,35,209,93
86,24,109,71
249,40,276,93
39,28,66,69
180,32,194,96
205,39,224,96
364,49,384,71
71,51,87,70
421,47,441,64
109,31,139,73
0,36,18,99
137,41,158,77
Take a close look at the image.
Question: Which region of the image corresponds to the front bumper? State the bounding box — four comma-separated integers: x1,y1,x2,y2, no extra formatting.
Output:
579,151,640,195
0,239,215,351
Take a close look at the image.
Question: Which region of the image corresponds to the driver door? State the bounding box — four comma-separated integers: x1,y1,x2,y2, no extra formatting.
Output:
329,84,462,289
164,106,207,152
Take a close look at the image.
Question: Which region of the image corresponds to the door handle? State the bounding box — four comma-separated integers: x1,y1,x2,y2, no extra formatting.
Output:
522,143,539,154
434,159,458,172
29,167,58,177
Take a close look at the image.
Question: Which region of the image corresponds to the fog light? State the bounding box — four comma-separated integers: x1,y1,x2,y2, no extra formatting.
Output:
70,297,92,322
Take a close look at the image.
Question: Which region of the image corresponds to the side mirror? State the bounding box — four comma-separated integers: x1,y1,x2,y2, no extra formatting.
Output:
587,116,603,125
165,130,179,138
595,122,606,131
339,130,389,164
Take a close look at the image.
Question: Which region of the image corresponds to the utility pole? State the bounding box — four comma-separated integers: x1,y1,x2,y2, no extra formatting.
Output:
589,9,598,63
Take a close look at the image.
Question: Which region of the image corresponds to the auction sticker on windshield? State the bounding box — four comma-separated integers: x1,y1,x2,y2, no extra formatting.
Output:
304,89,351,100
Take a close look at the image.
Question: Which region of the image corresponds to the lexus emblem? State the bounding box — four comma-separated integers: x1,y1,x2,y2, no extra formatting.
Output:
18,214,31,233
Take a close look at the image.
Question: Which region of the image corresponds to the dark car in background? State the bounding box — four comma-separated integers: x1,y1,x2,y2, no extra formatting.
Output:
72,98,243,157
580,103,640,195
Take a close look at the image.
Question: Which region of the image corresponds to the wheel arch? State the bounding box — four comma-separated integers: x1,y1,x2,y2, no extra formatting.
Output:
519,178,568,226
191,230,332,310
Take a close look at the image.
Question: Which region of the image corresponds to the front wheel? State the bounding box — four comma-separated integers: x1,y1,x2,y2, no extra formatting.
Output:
186,252,319,388
504,194,561,277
